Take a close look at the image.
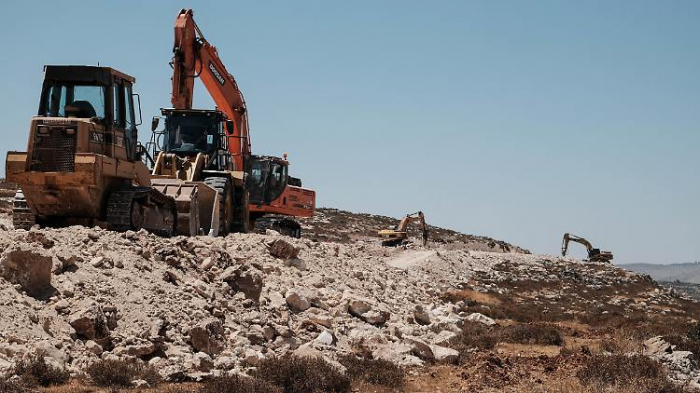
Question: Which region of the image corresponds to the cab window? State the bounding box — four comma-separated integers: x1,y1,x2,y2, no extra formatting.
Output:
112,84,123,127
124,85,135,129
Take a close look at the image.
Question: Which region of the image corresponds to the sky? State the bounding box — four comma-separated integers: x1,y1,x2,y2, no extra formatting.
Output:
0,1,697,264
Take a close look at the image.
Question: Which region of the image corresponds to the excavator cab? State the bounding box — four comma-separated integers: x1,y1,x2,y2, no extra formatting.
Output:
248,156,288,206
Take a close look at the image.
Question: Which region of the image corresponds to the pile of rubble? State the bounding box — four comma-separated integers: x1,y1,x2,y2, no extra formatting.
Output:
0,217,694,386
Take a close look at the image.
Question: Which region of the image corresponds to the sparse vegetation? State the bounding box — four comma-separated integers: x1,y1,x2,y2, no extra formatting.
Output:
498,323,563,346
339,354,405,388
451,322,563,364
576,354,683,392
11,352,70,387
85,358,161,388
450,322,498,364
0,379,28,393
201,374,281,393
254,355,351,393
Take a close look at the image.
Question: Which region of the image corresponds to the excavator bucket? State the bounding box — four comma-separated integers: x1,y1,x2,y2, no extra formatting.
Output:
151,179,220,236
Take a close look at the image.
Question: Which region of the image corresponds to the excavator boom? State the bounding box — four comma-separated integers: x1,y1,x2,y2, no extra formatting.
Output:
167,8,315,236
172,9,250,171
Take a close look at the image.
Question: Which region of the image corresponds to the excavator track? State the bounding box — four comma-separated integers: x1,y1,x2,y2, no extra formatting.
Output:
254,216,301,238
106,187,177,237
12,189,35,230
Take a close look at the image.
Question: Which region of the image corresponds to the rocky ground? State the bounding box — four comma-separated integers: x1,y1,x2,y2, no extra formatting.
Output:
0,198,699,391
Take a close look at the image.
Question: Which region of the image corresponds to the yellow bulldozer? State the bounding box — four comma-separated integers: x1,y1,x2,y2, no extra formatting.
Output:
5,65,222,236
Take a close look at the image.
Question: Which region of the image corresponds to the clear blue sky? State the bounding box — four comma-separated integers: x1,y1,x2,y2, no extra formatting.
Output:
1,1,698,264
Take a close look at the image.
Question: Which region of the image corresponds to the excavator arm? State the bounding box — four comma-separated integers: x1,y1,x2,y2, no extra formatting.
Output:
561,233,613,262
171,9,251,171
561,233,594,257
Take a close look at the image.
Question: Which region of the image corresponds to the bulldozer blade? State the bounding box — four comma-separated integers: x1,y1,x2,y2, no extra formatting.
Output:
151,179,220,236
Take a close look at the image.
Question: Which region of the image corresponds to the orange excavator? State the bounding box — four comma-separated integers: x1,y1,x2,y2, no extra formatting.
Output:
147,9,315,236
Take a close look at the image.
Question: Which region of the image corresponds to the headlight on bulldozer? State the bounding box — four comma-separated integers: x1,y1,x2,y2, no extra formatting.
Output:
38,126,49,135
65,128,75,135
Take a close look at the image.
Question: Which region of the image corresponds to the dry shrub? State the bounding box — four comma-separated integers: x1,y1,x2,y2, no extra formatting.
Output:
450,322,497,364
498,324,563,346
0,379,29,393
338,354,404,388
451,322,563,363
201,374,281,393
12,352,70,387
254,355,350,393
580,313,693,341
665,334,700,358
85,358,161,388
576,354,684,392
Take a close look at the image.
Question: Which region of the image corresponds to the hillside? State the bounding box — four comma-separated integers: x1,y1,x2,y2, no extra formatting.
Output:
299,208,530,254
0,204,699,391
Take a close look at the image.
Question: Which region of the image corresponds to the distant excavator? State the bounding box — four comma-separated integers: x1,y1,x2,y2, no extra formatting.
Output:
378,211,429,246
561,233,613,262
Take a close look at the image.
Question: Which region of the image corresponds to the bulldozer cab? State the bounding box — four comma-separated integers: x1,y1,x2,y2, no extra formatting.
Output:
37,66,140,163
248,156,288,206
154,109,232,172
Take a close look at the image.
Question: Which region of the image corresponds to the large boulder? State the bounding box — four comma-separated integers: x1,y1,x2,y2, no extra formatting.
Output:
268,239,300,259
414,306,431,325
69,303,110,340
348,300,390,326
220,265,263,302
409,340,435,361
348,300,372,317
466,312,495,326
430,345,459,364
0,244,53,297
188,319,225,356
286,292,311,312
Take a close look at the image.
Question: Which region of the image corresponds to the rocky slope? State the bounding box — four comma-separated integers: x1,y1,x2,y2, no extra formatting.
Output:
299,208,530,254
0,206,698,391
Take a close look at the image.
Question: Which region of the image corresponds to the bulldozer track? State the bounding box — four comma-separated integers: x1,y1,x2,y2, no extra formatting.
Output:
12,189,35,230
106,187,177,237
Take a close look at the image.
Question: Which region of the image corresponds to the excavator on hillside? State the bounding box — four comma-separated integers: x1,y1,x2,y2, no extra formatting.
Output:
146,9,315,237
5,66,182,235
378,211,429,246
561,233,613,262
